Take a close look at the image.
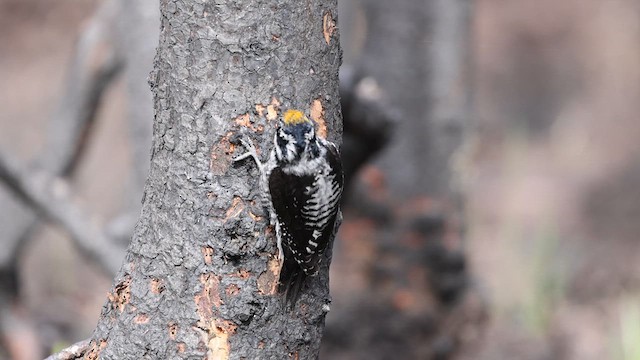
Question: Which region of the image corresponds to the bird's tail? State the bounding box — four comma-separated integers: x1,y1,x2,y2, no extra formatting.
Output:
278,258,307,311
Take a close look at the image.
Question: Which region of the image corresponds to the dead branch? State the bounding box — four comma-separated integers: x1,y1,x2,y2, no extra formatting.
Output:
36,0,122,174
0,151,124,275
43,339,90,360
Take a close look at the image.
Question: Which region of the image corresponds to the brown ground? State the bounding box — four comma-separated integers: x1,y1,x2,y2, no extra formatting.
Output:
465,1,640,359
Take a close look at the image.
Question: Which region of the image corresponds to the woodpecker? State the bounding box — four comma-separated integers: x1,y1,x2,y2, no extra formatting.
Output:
235,109,343,307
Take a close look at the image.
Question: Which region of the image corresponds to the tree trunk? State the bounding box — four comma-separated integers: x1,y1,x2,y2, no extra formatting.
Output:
323,0,483,358
86,0,341,358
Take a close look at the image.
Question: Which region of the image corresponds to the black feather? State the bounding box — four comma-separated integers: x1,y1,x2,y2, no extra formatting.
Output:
277,251,307,310
269,141,343,308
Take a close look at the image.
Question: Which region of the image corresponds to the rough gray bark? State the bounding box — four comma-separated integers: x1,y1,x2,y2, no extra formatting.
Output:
86,0,342,358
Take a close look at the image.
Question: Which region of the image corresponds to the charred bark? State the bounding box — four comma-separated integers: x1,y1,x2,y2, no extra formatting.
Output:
84,0,342,358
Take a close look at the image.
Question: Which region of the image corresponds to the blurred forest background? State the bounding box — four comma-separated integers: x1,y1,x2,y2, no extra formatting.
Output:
0,0,639,359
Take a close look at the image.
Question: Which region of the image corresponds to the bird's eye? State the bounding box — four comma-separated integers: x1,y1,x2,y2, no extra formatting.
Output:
305,129,314,140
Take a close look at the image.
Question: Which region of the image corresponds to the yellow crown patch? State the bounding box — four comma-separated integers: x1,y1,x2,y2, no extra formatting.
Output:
282,109,310,125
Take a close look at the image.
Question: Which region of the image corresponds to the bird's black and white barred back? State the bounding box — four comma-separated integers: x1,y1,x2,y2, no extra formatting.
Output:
235,109,344,308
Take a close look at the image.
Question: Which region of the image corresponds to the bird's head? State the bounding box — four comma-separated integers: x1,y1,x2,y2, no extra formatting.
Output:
274,109,320,163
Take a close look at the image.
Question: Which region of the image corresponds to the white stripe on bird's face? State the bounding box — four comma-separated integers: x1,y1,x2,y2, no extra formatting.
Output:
274,119,320,164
